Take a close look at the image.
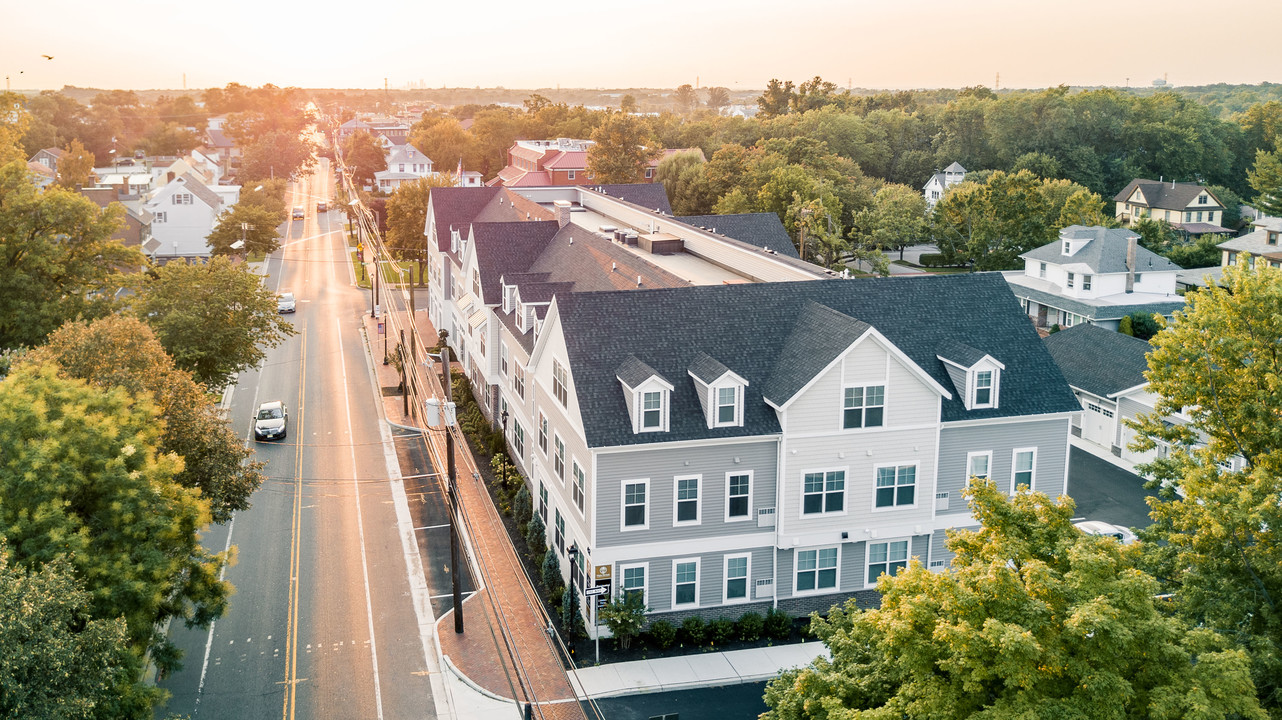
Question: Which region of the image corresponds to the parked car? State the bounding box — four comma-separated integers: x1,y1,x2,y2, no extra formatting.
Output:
254,401,288,441
277,292,296,313
1074,520,1138,544
292,207,305,220
316,201,327,212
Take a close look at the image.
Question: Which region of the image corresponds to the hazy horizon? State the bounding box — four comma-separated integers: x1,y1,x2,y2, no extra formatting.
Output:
6,0,1280,94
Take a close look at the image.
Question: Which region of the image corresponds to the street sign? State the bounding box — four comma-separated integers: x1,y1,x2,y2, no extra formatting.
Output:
377,321,385,335
596,595,609,609
584,585,608,597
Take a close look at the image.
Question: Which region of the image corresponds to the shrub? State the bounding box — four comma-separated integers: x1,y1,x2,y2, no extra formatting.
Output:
525,513,546,556
599,591,648,650
648,619,677,650
736,612,764,642
764,608,792,640
541,550,563,597
562,586,585,640
1118,315,1134,336
680,616,706,645
1048,323,1062,334
513,484,532,531
708,618,735,645
919,252,948,267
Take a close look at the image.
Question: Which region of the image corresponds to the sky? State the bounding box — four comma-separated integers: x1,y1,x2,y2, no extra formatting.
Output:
5,0,1281,93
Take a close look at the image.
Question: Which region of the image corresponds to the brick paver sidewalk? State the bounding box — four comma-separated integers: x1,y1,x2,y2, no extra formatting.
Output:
361,306,589,720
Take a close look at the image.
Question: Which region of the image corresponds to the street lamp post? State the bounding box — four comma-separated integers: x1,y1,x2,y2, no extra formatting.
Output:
441,350,465,634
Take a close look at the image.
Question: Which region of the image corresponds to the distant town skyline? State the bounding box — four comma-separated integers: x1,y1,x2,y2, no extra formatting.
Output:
6,0,1280,94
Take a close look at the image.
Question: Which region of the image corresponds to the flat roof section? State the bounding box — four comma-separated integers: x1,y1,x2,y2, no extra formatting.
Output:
566,207,745,285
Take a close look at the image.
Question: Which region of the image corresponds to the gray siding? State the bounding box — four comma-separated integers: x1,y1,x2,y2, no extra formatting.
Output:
935,417,1071,515
929,528,953,570
943,363,967,402
620,546,775,614
595,440,778,547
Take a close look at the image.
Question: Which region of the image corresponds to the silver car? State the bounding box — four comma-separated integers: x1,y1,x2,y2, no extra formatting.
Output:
1074,520,1137,544
277,292,296,313
254,401,288,441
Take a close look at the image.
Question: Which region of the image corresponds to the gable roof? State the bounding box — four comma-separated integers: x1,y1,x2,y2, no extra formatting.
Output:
555,273,1080,448
469,221,561,303
171,172,223,209
1043,323,1152,398
593,184,673,215
617,354,668,388
1021,226,1181,273
688,351,734,385
677,213,797,257
944,161,966,173
428,186,502,251
1113,179,1224,211
937,339,995,369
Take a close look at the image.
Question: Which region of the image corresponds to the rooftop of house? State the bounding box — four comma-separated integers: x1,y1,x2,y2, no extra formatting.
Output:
1114,179,1224,210
1003,272,1187,319
555,273,1080,448
1043,323,1152,398
677,212,798,257
1021,225,1181,274
1218,218,1282,254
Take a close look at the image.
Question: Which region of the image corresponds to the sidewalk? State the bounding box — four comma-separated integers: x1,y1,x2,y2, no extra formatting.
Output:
358,302,829,716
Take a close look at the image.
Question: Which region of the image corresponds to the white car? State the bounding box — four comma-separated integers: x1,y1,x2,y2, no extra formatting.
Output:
277,292,296,313
254,401,288,441
1074,520,1138,544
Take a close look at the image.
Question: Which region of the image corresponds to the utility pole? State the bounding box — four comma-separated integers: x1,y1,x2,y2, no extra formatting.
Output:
442,350,464,633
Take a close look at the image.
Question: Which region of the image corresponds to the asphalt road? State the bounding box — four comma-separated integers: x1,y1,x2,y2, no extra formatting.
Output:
155,160,439,719
587,682,770,720
1065,445,1158,531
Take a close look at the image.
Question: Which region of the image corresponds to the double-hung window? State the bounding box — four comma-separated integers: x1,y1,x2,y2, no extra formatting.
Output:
796,547,838,592
726,473,751,520
725,555,749,601
512,420,525,459
621,564,646,601
875,464,916,508
172,192,192,205
1067,272,1075,289
802,470,845,515
641,391,663,430
553,434,565,481
1083,275,1092,290
572,461,585,513
715,386,737,425
513,364,526,399
553,360,569,407
538,481,548,521
622,481,647,529
500,344,509,377
674,476,700,525
1013,449,1036,491
867,540,908,585
554,509,565,555
843,386,885,429
966,451,991,486
672,559,698,606
538,413,548,455
974,370,993,406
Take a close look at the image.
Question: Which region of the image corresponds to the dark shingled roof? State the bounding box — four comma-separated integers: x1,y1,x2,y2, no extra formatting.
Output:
677,213,799,258
428,186,501,251
1043,323,1152,398
1113,179,1225,211
556,273,1080,448
1021,226,1180,273
688,351,733,385
763,302,872,407
617,355,666,388
937,339,991,368
591,184,673,215
470,222,559,304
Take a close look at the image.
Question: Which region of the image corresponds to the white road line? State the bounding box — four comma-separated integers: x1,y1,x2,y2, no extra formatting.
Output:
337,316,385,719
192,515,235,716
413,523,451,531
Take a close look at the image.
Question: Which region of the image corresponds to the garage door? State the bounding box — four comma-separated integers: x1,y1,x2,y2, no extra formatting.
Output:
1082,402,1113,448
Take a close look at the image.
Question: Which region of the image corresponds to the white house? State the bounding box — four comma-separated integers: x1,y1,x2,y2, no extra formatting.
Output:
142,173,227,262
375,144,435,192
922,162,966,209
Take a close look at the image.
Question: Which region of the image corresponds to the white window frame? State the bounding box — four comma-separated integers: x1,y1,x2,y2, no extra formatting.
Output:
725,471,752,522
1083,275,1092,290
971,368,997,408
512,420,525,459
713,383,741,427
865,538,910,588
794,546,840,595
538,479,548,521
554,508,565,555
724,553,751,603
621,479,649,531
842,384,886,430
552,359,569,407
620,562,648,602
671,557,700,608
640,390,664,431
538,412,548,455
553,433,565,482
872,462,919,511
567,169,576,180
153,211,167,223
965,451,992,487
513,363,526,399
1012,447,1037,493
1039,262,1047,278
1067,272,1074,289
801,468,847,517
500,343,509,377
672,475,701,526
572,460,586,515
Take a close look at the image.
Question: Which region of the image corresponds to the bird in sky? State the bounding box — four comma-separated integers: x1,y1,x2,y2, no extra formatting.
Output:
42,55,53,60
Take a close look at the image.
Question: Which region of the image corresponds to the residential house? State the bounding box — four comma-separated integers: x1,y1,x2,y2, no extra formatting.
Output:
1217,217,1282,270
922,162,966,209
338,116,410,145
519,274,1077,626
27,161,56,190
1004,225,1185,331
375,144,435,192
489,139,702,188
29,147,66,175
1113,179,1229,236
141,173,227,262
79,186,152,253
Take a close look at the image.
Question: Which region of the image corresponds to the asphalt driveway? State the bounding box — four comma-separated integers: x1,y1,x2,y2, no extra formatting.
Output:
1065,446,1158,531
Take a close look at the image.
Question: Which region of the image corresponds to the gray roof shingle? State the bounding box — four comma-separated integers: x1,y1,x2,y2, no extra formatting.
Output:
688,351,733,385
937,339,992,368
470,222,560,304
1113,179,1224,211
1021,226,1180,274
556,273,1080,448
590,184,673,215
617,355,666,388
1043,323,1152,398
677,213,798,258
428,186,502,251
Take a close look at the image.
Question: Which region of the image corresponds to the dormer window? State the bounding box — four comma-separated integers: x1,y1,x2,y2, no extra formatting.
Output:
1268,232,1278,246
716,386,737,424
1062,240,1071,254
618,355,674,434
968,366,1000,409
938,341,1004,411
642,391,663,429
974,370,993,406
450,228,460,253
687,352,747,428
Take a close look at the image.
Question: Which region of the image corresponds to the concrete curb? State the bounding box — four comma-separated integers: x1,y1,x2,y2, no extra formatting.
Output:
442,654,514,703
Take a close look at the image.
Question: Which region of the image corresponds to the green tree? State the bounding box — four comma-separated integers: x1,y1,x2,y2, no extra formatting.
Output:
386,177,454,281
587,113,661,184
0,92,32,166
206,203,283,256
656,150,716,216
673,84,697,115
25,315,265,523
140,122,200,157
757,79,795,119
1246,148,1282,218
132,256,295,390
342,130,388,190
408,117,475,175
1206,184,1244,230
1164,233,1224,269
1055,187,1112,227
237,177,289,223
787,196,848,269
599,590,648,650
1130,263,1282,711
55,138,96,189
0,365,230,682
0,539,139,719
620,94,638,113
762,478,1266,720
705,87,730,113
240,130,316,182
851,183,927,260
0,162,140,350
